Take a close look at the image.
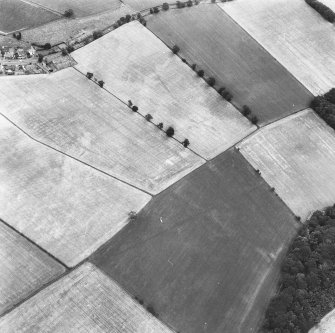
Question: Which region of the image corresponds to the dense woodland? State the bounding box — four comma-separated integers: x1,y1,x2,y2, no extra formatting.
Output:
310,88,335,130
262,204,335,332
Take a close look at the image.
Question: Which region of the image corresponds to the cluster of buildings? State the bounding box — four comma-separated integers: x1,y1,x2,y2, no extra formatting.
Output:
0,45,36,60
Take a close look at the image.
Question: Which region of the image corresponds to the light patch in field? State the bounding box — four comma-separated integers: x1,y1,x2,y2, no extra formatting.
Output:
238,109,335,221
0,222,65,315
26,0,121,17
310,308,335,333
0,68,203,194
0,263,173,333
73,21,255,159
221,0,335,95
147,4,312,125
0,116,150,267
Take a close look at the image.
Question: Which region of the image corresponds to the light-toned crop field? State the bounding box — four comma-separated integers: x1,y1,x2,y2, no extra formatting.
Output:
29,0,121,17
221,0,335,96
320,0,335,12
0,115,150,267
0,68,203,194
147,4,312,125
0,0,60,34
0,263,174,333
123,0,169,11
0,222,65,315
73,21,256,159
21,4,135,45
310,308,335,333
238,109,335,221
93,149,298,333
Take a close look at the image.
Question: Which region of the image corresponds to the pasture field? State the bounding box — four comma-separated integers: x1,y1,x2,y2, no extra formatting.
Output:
29,0,121,17
92,149,298,333
0,263,173,333
0,0,59,34
221,0,335,96
0,68,203,194
21,4,135,45
238,109,335,221
73,21,255,159
0,115,150,267
147,4,312,125
0,222,65,315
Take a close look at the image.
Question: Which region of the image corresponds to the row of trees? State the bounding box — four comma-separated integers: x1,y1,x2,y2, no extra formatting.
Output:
127,100,190,146
262,204,335,332
310,88,335,130
305,0,335,23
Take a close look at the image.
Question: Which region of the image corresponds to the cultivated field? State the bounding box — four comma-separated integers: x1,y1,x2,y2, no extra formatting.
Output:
0,115,150,267
238,109,335,221
0,0,59,34
147,4,312,125
21,4,135,45
93,149,298,333
29,0,121,17
0,263,174,333
0,68,203,194
0,222,65,315
221,0,335,96
123,0,169,11
310,308,335,333
73,21,256,159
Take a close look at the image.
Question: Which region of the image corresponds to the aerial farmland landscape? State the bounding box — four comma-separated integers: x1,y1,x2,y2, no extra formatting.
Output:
1,0,335,332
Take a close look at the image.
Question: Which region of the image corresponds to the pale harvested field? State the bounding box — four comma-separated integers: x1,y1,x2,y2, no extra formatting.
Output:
221,0,335,95
238,109,335,221
73,21,256,159
27,0,121,17
0,0,59,34
0,263,174,333
310,308,335,333
21,4,135,45
320,0,335,12
0,115,150,267
0,68,202,194
0,222,65,315
147,4,312,125
93,149,298,333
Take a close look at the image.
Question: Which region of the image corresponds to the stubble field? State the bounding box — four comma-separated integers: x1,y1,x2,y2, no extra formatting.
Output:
73,21,256,159
0,68,203,194
147,4,312,125
221,0,335,96
93,149,298,333
0,0,60,34
238,109,335,221
0,222,65,316
0,263,173,333
0,115,150,267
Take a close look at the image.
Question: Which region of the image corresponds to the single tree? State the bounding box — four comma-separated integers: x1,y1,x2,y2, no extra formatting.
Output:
162,2,170,10
44,43,51,50
157,122,164,129
86,72,93,79
145,114,153,121
182,139,190,147
93,30,103,40
197,69,204,77
66,45,74,53
250,115,258,125
242,105,251,116
153,7,160,13
64,9,74,18
132,105,138,112
98,80,104,88
166,126,175,137
172,45,180,54
128,100,133,107
61,48,67,56
218,87,226,94
187,0,193,7
125,14,131,22
191,63,196,70
150,8,154,14
38,54,44,63
207,77,216,86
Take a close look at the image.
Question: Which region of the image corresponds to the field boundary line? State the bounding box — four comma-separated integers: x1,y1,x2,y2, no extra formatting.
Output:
72,67,208,161
19,0,64,16
216,3,315,97
0,112,153,196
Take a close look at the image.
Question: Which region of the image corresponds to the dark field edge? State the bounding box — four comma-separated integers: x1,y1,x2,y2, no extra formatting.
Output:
216,3,315,99
0,112,153,196
73,67,208,161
